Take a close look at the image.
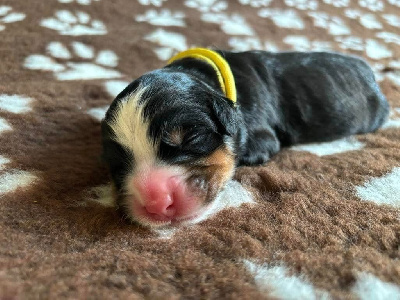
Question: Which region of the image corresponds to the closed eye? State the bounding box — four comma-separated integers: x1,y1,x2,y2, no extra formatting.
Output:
158,127,223,164
183,132,202,144
182,132,222,155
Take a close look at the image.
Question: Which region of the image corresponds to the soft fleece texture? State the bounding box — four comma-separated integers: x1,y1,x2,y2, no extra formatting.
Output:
1,0,400,299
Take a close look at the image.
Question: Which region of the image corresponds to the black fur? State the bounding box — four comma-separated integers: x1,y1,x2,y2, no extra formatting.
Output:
102,50,389,191
211,51,390,165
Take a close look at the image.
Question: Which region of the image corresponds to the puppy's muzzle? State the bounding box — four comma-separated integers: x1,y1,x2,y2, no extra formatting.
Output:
129,167,202,225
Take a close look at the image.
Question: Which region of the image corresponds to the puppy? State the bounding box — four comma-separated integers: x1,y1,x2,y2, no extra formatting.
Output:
101,49,389,227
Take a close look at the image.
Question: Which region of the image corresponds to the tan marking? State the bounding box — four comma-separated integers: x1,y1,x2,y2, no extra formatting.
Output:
108,86,158,168
194,145,236,203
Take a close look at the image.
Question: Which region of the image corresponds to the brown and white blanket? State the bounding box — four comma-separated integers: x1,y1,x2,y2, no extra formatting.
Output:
1,0,400,299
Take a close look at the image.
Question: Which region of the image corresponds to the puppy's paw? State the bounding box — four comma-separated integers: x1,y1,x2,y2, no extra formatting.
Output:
238,151,270,166
237,129,280,166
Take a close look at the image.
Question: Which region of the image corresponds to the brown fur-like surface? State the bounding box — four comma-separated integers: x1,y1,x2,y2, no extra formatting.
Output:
1,0,400,299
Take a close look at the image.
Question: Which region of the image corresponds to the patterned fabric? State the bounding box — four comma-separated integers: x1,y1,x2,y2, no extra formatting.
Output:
1,0,400,298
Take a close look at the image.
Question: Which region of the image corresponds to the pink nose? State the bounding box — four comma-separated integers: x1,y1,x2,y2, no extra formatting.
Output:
133,169,182,220
143,189,176,218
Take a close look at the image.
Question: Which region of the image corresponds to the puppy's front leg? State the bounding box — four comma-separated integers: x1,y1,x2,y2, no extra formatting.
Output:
238,126,280,166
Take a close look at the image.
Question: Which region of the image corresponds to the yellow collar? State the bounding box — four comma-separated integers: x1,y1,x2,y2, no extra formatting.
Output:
167,48,237,105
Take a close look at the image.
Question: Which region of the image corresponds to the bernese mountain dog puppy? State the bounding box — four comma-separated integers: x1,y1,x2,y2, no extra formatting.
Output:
101,49,389,227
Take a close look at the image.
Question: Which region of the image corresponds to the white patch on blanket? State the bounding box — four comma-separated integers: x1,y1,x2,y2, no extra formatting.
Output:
334,36,393,59
308,11,351,35
243,260,330,300
389,61,400,68
323,0,350,7
0,6,11,16
0,94,33,114
24,55,65,72
58,0,100,4
201,13,255,36
356,167,400,208
381,108,400,129
376,32,400,45
136,9,186,27
87,106,108,121
154,47,175,61
185,0,227,13
388,0,400,7
383,14,400,28
0,6,25,31
258,9,305,29
188,180,255,225
359,0,384,12
285,0,318,10
138,0,167,7
238,0,272,7
154,227,177,239
352,272,400,300
46,42,71,59
0,118,12,134
291,137,365,156
359,14,382,29
24,42,122,81
0,155,11,170
0,170,37,194
368,62,386,82
104,80,130,98
386,72,400,86
345,9,382,29
95,50,119,67
71,41,94,59
41,10,107,36
335,36,364,51
283,35,332,51
144,29,187,60
365,39,393,59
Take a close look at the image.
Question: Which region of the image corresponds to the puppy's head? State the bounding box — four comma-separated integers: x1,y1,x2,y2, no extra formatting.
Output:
101,70,238,227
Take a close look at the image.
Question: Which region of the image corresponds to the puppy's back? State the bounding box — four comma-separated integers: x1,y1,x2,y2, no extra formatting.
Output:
225,51,390,146
276,52,389,144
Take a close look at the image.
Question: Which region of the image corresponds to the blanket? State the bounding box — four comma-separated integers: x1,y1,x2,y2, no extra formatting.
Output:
1,0,400,299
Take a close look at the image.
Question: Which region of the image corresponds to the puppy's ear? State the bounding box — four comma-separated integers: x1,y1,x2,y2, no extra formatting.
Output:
210,95,238,137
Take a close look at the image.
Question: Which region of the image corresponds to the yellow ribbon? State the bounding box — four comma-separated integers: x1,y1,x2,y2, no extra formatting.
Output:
168,48,237,105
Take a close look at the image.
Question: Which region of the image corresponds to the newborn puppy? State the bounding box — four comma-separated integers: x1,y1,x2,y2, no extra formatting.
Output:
101,49,389,227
